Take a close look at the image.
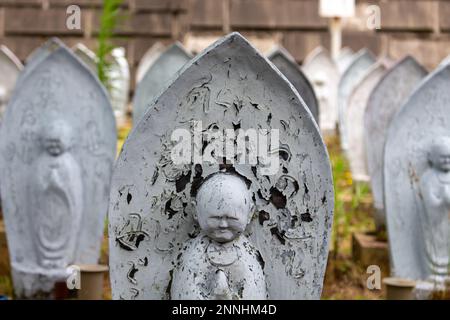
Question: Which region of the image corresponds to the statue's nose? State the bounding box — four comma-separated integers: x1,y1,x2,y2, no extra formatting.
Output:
219,218,228,228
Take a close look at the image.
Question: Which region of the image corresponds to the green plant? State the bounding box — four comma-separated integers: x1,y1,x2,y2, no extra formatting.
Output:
97,0,126,88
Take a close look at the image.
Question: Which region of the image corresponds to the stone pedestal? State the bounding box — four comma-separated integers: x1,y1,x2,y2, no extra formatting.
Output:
352,232,390,276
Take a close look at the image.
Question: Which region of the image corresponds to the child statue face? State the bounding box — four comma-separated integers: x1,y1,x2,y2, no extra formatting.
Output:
430,137,450,172
195,173,254,243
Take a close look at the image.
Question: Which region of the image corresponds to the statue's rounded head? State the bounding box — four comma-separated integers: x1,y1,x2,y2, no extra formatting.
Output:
40,119,73,156
429,136,450,172
195,172,254,243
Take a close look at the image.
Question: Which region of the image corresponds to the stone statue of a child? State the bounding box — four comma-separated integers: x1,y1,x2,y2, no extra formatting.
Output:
31,119,83,269
170,172,267,300
419,137,450,282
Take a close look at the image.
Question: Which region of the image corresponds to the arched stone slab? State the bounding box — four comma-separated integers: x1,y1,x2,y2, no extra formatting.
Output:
303,46,339,133
109,33,334,300
268,46,319,123
365,57,427,229
338,49,375,150
384,63,450,280
0,45,23,120
72,43,98,76
132,42,192,125
136,42,166,84
347,62,387,182
0,44,117,298
336,47,354,75
108,47,130,125
17,38,64,89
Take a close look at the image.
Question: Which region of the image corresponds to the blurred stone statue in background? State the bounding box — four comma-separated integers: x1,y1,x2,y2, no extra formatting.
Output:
418,137,450,283
32,119,83,269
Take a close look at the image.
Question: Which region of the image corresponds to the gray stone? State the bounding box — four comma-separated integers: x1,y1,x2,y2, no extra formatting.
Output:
268,46,319,123
302,46,339,133
336,47,354,75
135,42,166,84
346,62,387,182
384,63,450,281
17,38,64,90
365,57,427,229
0,45,23,121
72,43,98,76
132,42,192,125
439,54,450,67
0,44,117,298
338,49,375,150
108,47,130,126
109,33,334,300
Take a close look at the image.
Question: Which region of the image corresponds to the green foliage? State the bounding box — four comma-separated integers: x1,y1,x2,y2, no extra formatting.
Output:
97,0,126,88
0,276,13,298
327,136,375,258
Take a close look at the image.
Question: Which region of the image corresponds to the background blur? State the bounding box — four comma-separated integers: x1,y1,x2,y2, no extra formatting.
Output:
0,0,448,92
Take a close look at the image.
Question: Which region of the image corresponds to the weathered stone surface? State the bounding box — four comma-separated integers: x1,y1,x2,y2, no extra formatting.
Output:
0,45,23,120
135,42,165,84
268,46,319,123
72,43,98,76
384,63,450,281
338,48,375,150
346,62,387,182
17,38,64,88
365,56,427,229
132,42,191,124
0,44,117,298
336,47,354,75
303,46,339,133
109,33,334,300
108,47,130,124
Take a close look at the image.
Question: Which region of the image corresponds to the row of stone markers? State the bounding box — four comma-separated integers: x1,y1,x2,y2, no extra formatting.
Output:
0,38,117,298
1,30,448,299
331,43,450,296
0,32,335,299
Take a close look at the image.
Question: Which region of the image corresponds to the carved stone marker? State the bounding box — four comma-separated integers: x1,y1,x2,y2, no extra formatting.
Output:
0,44,117,298
109,33,334,300
17,38,64,89
268,47,319,122
136,42,166,84
0,45,23,120
72,43,98,76
365,57,427,229
385,63,450,282
346,62,387,182
303,46,339,133
338,49,375,150
108,47,130,126
132,42,192,125
336,47,354,74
